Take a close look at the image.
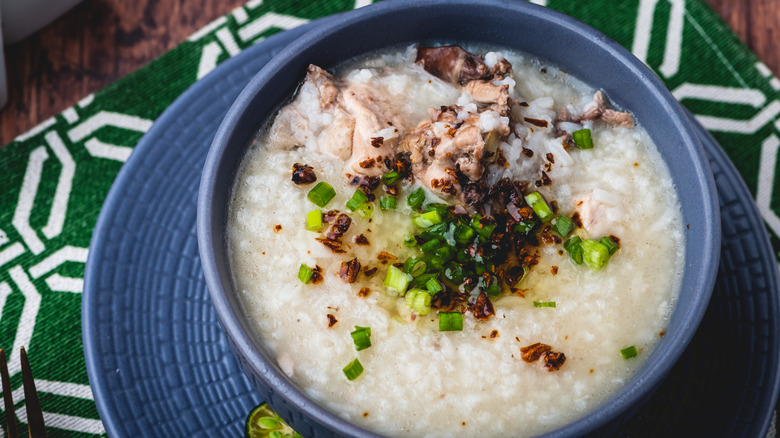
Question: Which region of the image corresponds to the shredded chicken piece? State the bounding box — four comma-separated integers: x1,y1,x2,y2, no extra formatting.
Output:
465,80,510,112
399,104,510,198
341,82,405,176
561,90,635,128
275,65,407,177
281,47,518,196
574,189,621,237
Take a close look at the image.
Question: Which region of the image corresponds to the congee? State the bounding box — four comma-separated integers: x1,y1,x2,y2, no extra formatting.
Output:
227,45,684,437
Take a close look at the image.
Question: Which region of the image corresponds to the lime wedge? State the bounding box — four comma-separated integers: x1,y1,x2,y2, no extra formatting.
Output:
245,402,303,438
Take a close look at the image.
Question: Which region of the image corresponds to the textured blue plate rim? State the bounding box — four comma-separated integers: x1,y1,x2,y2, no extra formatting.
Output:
81,21,325,438
81,8,780,438
689,113,780,435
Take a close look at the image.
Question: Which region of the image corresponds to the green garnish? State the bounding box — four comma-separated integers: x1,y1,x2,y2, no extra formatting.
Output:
582,239,610,270
306,210,322,232
425,278,443,294
564,236,584,264
620,345,639,359
533,301,557,308
382,171,402,185
350,326,371,351
412,210,443,228
405,288,432,315
600,236,620,255
245,402,302,438
524,192,554,223
420,238,441,254
407,187,426,210
573,128,594,149
454,224,476,245
343,359,364,380
439,312,463,331
384,265,411,296
403,235,417,247
470,215,496,239
404,257,428,277
307,182,336,207
355,202,374,219
380,196,397,210
514,219,537,234
298,264,314,284
552,216,574,237
346,189,369,211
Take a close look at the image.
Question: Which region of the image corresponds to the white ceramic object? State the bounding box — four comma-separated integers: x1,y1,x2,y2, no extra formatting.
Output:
0,0,83,109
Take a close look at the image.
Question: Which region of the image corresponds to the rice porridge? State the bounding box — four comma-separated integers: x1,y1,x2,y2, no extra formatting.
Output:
227,45,684,437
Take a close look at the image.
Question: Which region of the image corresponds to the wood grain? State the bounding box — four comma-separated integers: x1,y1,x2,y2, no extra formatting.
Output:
0,0,244,145
0,0,778,145
707,0,780,75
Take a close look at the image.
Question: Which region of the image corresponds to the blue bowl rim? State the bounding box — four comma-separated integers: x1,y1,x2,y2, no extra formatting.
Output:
197,1,721,436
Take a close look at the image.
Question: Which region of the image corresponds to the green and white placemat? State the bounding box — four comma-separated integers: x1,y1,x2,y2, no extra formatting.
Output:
0,0,778,435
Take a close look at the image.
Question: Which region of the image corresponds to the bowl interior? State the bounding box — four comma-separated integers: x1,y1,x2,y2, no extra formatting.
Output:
198,1,720,436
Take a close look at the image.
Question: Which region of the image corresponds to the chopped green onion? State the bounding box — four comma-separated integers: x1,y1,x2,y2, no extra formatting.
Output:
524,192,554,223
427,255,446,271
573,128,594,149
425,278,443,294
404,257,428,277
455,224,476,245
420,222,447,241
307,182,336,207
514,220,537,234
343,358,364,380
444,263,465,284
432,246,453,262
533,301,557,308
412,273,438,287
346,189,369,211
552,216,574,237
382,171,402,185
405,289,431,315
306,210,323,232
620,345,638,359
407,187,425,210
356,202,374,219
384,265,411,296
564,236,584,264
379,196,397,210
350,326,371,351
423,203,449,213
412,210,443,228
485,278,500,297
439,312,463,331
582,239,610,270
403,235,417,247
470,215,496,239
600,236,620,255
420,238,441,254
298,264,314,284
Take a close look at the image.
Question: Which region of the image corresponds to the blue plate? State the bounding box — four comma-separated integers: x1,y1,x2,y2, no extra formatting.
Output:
83,20,780,438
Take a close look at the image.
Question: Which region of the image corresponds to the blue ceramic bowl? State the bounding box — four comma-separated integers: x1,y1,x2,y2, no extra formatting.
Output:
198,1,720,436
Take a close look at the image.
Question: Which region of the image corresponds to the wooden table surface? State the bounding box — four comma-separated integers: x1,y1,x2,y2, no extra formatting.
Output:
0,0,778,145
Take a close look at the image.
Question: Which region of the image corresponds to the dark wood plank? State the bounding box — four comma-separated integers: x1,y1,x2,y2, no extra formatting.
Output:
0,0,244,145
707,0,780,77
